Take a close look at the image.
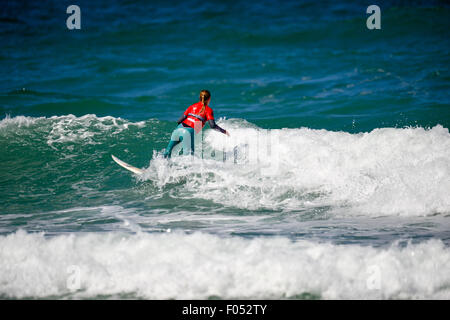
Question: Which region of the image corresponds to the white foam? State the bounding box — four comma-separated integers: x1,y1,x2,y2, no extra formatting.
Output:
0,114,147,146
2,115,449,217
45,114,146,146
0,114,44,128
147,121,450,217
0,230,448,299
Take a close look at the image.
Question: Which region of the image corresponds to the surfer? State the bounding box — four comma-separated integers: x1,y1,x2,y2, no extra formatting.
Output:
164,90,230,158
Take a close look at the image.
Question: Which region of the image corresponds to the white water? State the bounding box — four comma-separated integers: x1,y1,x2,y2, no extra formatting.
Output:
2,115,450,217
145,120,450,217
1,116,449,300
0,114,146,146
0,230,449,299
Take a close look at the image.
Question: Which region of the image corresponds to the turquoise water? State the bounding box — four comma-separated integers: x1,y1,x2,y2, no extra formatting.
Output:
0,0,449,299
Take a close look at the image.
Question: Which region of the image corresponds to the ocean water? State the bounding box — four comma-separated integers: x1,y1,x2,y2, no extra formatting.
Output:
0,0,449,299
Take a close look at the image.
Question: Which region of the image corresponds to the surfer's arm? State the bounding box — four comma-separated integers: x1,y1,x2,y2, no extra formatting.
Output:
176,114,187,124
206,109,229,136
208,119,228,135
177,106,193,124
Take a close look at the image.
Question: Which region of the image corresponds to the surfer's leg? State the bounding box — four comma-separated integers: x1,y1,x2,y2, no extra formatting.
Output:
164,125,195,158
164,139,180,158
180,127,194,156
164,126,184,158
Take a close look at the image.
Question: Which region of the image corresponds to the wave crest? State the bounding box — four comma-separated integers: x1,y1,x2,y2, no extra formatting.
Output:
0,230,448,299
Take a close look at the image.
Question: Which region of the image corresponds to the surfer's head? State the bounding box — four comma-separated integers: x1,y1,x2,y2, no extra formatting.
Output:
199,90,211,113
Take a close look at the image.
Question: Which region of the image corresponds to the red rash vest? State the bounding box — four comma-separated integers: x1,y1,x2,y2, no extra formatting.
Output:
182,101,215,129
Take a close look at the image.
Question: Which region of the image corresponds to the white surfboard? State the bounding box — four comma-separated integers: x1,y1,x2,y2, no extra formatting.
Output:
111,154,144,175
